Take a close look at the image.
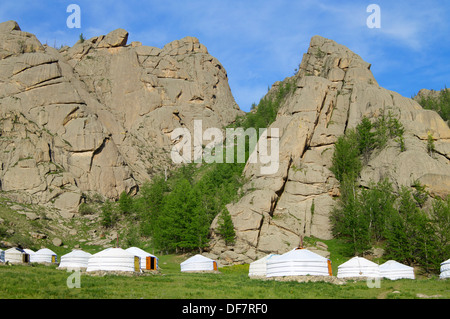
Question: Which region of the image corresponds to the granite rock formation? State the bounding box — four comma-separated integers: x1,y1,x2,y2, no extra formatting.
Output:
0,20,243,215
208,35,450,265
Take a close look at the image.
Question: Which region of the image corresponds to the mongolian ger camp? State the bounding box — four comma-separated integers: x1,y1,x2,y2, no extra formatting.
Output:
0,0,449,302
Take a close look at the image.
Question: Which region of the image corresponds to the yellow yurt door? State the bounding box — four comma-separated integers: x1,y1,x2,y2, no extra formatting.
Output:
134,256,140,272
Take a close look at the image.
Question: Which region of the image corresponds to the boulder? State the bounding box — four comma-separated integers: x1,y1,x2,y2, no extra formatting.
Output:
52,238,63,247
97,28,128,48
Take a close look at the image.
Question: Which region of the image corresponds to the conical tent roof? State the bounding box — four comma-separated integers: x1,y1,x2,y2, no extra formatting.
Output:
180,254,217,272
249,254,279,277
337,257,380,278
440,259,450,279
125,247,158,270
58,250,92,270
379,260,415,280
266,248,332,277
86,248,139,273
33,248,57,263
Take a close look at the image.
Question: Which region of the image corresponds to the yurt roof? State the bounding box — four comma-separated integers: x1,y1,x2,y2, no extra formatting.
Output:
181,254,214,265
125,247,157,258
273,248,327,262
338,256,378,268
379,260,413,271
62,250,92,258
24,249,35,255
35,248,57,255
251,254,279,265
441,259,450,266
5,247,25,254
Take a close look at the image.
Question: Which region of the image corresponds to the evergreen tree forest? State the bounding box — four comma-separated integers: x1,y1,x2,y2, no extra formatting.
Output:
330,111,449,272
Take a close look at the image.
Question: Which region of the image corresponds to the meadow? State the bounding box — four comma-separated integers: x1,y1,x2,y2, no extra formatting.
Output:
0,254,448,300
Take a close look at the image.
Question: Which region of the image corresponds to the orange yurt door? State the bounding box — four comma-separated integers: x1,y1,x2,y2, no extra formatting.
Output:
327,259,333,276
146,256,157,270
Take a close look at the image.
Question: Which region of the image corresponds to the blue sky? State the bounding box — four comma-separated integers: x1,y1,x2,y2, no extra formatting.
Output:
1,0,449,112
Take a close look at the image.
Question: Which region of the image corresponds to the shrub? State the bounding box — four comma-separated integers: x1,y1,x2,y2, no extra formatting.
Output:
331,113,405,184
100,200,117,228
78,203,95,215
330,129,361,183
118,191,133,214
417,87,450,123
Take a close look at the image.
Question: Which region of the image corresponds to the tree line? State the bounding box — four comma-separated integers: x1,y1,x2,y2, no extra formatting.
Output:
99,162,242,254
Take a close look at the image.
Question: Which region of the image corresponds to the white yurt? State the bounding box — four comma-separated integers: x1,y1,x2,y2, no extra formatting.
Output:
337,257,380,278
266,248,332,277
125,247,159,271
33,248,58,264
23,249,36,262
440,259,450,279
180,254,218,272
58,250,92,270
86,248,140,273
4,247,30,264
249,254,280,277
379,260,415,280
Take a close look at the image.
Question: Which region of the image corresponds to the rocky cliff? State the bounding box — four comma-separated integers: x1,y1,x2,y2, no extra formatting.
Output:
0,21,243,215
209,35,450,265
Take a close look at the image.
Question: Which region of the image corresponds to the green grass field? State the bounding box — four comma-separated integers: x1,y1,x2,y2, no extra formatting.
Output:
0,254,448,300
1,196,448,301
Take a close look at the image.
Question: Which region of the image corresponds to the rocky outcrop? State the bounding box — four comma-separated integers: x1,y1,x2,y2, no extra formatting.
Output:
60,32,242,182
209,35,450,265
0,21,243,214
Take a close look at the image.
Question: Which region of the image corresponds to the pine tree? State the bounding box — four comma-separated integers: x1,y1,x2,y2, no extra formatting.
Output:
217,209,236,245
118,191,133,214
356,117,375,164
330,129,362,183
